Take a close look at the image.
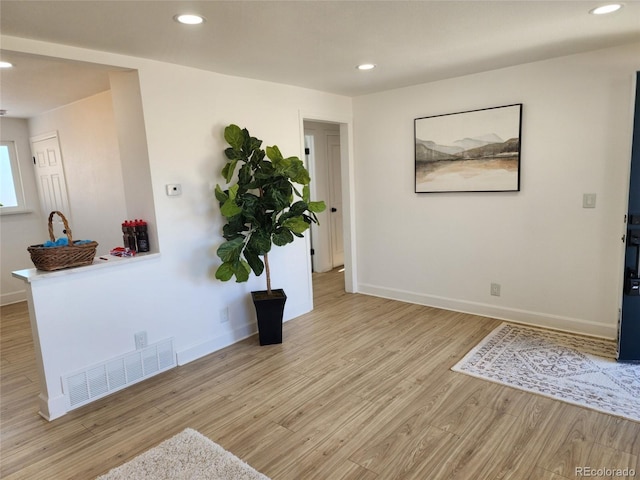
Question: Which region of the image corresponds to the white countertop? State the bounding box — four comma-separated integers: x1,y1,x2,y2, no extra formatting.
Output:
12,252,161,283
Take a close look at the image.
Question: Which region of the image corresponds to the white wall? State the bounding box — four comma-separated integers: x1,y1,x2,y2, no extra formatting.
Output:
109,70,159,252
0,118,47,304
135,60,352,322
28,91,127,251
354,42,640,338
3,36,352,419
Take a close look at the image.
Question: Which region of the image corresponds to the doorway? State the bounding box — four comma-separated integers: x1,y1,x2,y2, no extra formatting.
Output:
303,118,354,295
304,121,344,272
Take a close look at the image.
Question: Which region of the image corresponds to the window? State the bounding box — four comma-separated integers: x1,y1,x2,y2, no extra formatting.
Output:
0,141,27,214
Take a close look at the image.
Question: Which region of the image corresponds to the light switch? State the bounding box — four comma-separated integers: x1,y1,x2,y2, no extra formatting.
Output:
583,193,596,208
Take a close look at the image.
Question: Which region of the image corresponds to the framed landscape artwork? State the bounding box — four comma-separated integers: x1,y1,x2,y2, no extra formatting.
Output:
415,104,522,193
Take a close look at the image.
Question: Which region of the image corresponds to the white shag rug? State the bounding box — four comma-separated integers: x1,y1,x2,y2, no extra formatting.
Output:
452,323,640,422
97,428,270,480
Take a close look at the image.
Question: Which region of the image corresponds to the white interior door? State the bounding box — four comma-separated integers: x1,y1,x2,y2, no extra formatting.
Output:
327,133,344,268
30,132,71,237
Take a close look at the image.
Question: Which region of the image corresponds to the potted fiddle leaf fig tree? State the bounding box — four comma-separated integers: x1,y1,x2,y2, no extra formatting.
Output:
214,124,326,345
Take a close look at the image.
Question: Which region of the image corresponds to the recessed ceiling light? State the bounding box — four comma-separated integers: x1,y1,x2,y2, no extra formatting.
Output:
0,61,13,68
174,14,206,25
357,63,376,71
589,3,623,14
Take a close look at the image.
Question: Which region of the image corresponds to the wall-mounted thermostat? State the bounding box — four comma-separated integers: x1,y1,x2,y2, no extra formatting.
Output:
166,184,182,196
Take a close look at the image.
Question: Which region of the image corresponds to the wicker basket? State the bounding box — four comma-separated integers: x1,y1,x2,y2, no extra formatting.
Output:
27,211,98,271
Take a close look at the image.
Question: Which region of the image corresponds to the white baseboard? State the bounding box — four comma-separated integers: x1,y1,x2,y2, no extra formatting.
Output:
176,323,257,365
38,392,68,421
175,302,309,366
358,283,617,340
1,289,27,306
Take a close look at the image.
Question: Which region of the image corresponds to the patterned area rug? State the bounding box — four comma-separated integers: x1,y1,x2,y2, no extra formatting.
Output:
96,428,270,480
452,323,640,422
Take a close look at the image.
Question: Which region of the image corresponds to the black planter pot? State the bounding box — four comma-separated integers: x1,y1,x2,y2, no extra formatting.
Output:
251,289,287,345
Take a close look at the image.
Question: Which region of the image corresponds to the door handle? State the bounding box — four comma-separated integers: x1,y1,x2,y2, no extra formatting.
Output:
331,208,337,212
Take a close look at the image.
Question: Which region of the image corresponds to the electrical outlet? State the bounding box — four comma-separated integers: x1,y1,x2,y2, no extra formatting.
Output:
583,193,596,208
134,331,148,349
220,307,229,323
491,283,501,297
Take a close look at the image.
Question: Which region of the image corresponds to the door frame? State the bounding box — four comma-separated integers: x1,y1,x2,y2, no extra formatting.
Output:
299,111,357,296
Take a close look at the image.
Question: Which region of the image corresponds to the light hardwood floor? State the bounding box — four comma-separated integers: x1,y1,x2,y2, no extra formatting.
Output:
1,269,638,479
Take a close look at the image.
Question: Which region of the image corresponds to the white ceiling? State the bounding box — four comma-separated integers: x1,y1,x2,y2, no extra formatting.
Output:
1,1,639,118
0,51,127,118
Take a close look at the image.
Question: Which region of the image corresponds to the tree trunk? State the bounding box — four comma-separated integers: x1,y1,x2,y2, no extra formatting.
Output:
264,252,272,295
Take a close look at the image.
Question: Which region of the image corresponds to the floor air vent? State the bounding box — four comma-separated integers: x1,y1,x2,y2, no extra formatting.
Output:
64,338,175,409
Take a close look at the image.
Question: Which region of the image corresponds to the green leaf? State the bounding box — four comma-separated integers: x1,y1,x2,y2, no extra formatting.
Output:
289,200,305,214
266,145,283,162
215,262,235,281
220,198,242,218
302,184,310,203
224,147,242,161
217,259,251,283
245,135,262,155
228,184,239,200
214,184,228,203
222,224,245,241
272,228,294,246
222,213,248,234
248,229,272,255
221,159,238,183
224,124,243,150
308,201,326,213
239,193,259,221
287,158,311,185
272,156,291,173
238,163,252,186
217,237,244,263
263,182,292,211
244,248,264,276
249,148,265,166
234,259,251,282
282,216,310,234
256,159,274,177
